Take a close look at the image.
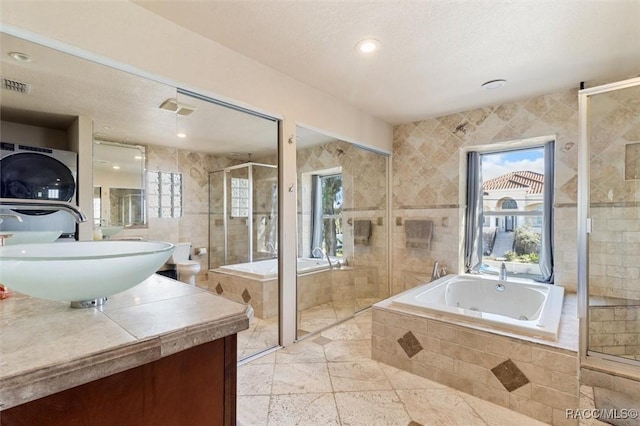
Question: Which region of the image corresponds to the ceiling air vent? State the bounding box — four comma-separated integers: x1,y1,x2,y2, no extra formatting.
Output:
159,98,196,116
1,77,31,94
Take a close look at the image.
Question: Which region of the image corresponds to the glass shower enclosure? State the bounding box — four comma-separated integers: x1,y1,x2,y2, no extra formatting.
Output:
209,162,278,269
579,77,640,367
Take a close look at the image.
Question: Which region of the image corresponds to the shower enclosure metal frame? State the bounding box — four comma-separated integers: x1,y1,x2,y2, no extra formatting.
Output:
210,162,277,266
578,76,640,374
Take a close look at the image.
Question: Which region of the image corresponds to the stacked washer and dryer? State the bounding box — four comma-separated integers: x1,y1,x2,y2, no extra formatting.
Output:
0,142,78,239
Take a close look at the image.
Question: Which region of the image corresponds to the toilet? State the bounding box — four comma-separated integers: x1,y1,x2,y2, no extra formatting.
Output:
168,242,201,286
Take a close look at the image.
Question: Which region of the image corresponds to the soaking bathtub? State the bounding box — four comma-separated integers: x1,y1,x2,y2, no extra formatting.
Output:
216,257,330,280
392,274,564,340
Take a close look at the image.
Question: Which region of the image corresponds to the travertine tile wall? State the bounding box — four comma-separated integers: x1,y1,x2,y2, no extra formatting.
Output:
207,266,378,320
392,88,583,295
586,84,640,301
117,145,242,283
589,306,640,361
372,306,579,425
296,140,389,300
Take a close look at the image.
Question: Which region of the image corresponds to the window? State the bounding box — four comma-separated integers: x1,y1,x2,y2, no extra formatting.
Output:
93,186,102,226
147,171,182,219
230,177,249,218
311,173,343,257
465,143,553,282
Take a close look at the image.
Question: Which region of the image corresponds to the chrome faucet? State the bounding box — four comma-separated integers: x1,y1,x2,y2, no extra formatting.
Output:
311,246,324,258
431,261,440,281
266,241,278,258
499,261,508,281
0,198,87,223
312,246,334,269
0,213,23,223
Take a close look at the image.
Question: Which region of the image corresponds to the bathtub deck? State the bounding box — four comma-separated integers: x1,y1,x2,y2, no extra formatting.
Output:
372,293,579,425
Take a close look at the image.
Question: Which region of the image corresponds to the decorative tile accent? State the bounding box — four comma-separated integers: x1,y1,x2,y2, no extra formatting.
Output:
242,288,251,303
408,421,423,426
397,331,423,358
313,336,332,346
215,283,223,295
491,359,529,392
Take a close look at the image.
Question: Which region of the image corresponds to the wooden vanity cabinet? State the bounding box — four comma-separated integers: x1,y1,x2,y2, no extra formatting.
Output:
1,335,237,426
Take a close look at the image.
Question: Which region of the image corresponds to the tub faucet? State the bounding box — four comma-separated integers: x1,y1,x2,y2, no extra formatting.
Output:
266,241,278,258
312,246,334,269
311,246,324,258
0,198,87,223
431,261,440,282
499,262,508,281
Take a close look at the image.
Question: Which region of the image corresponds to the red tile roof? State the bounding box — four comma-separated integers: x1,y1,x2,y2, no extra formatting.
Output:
483,171,544,194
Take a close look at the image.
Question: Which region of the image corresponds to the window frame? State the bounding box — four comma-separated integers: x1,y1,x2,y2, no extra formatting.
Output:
462,138,554,282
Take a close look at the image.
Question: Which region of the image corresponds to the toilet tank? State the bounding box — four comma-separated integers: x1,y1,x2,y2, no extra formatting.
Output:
168,242,191,264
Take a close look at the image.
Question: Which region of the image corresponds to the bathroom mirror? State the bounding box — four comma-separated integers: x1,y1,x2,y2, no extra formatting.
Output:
295,126,389,338
93,141,146,227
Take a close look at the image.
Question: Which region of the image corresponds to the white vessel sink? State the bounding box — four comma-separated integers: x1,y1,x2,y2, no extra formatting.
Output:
0,231,63,245
0,240,175,305
100,226,124,238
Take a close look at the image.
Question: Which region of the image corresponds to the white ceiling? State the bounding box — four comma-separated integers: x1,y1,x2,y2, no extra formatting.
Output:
0,33,285,156
134,0,640,124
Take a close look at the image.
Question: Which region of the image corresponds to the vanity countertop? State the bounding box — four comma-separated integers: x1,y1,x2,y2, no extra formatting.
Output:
0,274,250,410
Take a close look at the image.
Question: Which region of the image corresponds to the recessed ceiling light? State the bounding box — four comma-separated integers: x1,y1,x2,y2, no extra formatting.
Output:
355,38,381,54
112,165,120,170
134,155,143,160
177,133,187,138
8,51,32,63
481,79,507,90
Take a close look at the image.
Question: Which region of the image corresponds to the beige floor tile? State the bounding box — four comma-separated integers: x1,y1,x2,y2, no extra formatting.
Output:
241,351,277,364
245,330,279,350
355,320,373,339
334,390,411,425
396,388,486,425
268,393,340,425
299,319,339,334
238,363,274,396
379,363,447,390
237,308,549,425
321,322,366,341
328,361,393,392
272,362,332,394
459,392,548,426
324,339,372,362
275,340,327,364
237,395,270,426
254,317,278,332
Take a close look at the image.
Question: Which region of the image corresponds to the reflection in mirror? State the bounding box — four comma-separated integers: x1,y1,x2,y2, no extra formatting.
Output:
1,34,280,361
174,90,280,360
296,126,389,339
93,141,146,228
147,170,182,219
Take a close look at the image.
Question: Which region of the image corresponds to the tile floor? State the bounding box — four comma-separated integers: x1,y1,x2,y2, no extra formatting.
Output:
237,300,380,359
237,309,549,425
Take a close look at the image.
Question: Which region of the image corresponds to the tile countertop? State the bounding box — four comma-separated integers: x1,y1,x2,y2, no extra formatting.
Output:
0,274,250,410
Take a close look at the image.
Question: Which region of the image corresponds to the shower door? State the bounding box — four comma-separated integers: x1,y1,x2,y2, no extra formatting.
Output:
580,78,640,365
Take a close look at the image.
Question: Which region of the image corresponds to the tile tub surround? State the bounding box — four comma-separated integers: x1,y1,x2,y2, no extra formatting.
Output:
208,266,381,320
238,310,547,426
372,293,580,425
0,274,249,410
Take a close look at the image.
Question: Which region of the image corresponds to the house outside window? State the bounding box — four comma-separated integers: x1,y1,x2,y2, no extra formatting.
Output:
311,173,343,257
466,144,553,282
